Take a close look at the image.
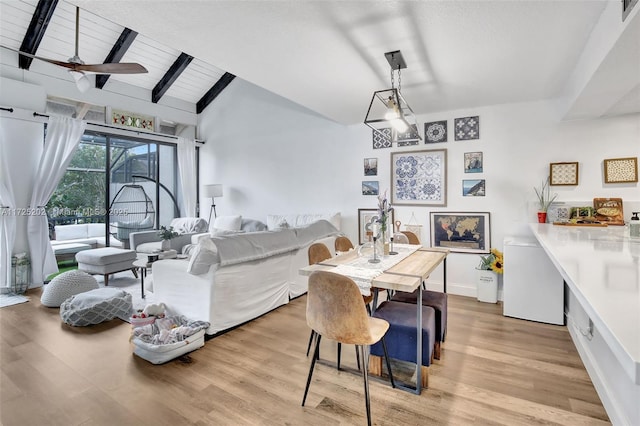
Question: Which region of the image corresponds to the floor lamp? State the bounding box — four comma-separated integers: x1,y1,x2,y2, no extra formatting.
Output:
205,184,223,225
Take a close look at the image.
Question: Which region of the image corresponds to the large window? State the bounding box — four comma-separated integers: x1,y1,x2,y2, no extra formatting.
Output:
47,131,180,248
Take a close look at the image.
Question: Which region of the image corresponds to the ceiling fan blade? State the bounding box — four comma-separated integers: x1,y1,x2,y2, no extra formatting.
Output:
74,62,148,74
1,45,75,69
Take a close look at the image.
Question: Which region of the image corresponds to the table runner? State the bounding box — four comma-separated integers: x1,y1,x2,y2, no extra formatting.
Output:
328,244,420,295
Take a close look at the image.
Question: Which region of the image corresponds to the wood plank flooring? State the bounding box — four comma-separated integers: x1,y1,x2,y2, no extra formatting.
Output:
0,289,609,425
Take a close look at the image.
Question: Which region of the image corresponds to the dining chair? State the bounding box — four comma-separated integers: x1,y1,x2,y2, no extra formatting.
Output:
400,230,421,245
334,235,354,254
302,270,395,426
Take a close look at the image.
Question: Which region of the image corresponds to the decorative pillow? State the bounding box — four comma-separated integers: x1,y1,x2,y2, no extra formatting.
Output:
60,288,132,326
169,217,208,234
41,270,99,308
240,218,268,232
187,238,218,275
213,215,242,231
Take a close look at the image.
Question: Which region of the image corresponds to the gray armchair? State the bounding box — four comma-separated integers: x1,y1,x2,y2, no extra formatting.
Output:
129,217,208,254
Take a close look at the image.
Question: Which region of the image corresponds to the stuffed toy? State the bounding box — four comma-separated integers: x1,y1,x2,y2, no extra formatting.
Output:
143,302,167,317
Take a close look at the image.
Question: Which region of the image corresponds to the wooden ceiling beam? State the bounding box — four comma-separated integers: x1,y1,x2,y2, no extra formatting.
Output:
95,28,138,89
152,52,193,103
18,0,59,70
196,72,236,114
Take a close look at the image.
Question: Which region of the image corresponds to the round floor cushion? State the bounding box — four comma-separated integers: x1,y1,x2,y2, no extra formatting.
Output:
41,270,99,308
60,288,132,327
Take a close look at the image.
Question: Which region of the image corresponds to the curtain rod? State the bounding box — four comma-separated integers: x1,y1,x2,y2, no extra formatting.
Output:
0,107,14,112
30,111,205,144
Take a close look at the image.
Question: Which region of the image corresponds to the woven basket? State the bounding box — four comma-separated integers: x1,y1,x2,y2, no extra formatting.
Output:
130,316,156,327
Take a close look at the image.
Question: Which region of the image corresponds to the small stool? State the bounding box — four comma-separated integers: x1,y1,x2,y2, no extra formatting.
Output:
76,247,137,286
369,301,436,388
391,289,447,359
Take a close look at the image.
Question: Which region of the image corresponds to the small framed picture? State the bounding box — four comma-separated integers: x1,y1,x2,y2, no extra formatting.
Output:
358,208,395,245
464,152,483,173
424,120,447,143
362,181,379,195
364,158,378,176
550,162,579,185
463,179,485,196
603,157,638,183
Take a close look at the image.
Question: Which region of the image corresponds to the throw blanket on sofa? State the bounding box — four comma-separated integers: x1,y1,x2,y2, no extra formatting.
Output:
213,229,299,266
212,220,340,267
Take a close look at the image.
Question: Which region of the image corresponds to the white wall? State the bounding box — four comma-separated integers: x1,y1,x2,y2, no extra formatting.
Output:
198,78,640,297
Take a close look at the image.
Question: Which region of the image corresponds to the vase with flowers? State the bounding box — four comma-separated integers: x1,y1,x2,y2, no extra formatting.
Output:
476,248,504,303
534,177,557,223
377,190,394,255
157,225,179,251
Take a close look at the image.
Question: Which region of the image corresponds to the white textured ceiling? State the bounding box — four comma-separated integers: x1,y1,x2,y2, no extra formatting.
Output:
2,1,639,122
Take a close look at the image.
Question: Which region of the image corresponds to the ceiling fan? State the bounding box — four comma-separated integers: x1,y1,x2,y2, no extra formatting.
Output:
5,6,147,92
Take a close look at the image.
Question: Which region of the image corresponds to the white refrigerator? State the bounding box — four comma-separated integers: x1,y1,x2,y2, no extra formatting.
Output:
503,236,564,325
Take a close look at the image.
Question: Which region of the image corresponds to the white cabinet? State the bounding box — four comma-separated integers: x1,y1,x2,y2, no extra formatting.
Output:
503,237,564,325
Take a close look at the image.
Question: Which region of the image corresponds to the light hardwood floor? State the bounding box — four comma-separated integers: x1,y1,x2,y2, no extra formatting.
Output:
1,288,609,425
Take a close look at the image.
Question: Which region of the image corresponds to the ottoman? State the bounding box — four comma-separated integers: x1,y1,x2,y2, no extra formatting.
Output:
60,288,132,326
41,270,99,307
369,301,436,388
76,247,137,286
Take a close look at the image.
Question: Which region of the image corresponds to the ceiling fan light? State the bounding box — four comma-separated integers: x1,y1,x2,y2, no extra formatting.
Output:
69,70,91,93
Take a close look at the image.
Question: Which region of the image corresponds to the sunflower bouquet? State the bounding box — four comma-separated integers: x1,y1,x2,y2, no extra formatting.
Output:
478,248,504,274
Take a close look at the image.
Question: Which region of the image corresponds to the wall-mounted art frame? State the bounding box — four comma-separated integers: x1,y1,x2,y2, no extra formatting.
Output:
391,149,447,206
603,157,638,183
364,158,378,176
463,179,485,196
430,211,490,254
454,116,480,141
464,152,483,173
550,162,579,185
424,120,448,143
362,181,379,195
358,208,395,245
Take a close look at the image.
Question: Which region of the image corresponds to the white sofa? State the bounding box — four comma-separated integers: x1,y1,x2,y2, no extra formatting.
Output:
50,223,123,261
152,220,340,335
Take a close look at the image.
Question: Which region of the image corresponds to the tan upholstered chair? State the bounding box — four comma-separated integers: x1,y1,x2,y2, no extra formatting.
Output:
393,232,410,244
334,235,354,253
302,271,395,426
306,243,334,357
401,230,420,245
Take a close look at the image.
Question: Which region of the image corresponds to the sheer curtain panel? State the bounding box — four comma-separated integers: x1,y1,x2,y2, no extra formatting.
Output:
27,116,87,285
177,137,197,217
0,132,16,289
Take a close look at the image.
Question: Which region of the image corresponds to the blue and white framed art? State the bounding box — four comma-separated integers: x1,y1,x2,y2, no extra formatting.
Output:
424,120,447,143
372,128,392,149
463,179,485,196
454,116,480,141
391,149,447,206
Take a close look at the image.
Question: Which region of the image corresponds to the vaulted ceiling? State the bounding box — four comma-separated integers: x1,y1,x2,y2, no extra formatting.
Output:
1,0,639,122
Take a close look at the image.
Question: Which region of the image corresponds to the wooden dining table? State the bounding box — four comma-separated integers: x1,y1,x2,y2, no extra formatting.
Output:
299,245,449,394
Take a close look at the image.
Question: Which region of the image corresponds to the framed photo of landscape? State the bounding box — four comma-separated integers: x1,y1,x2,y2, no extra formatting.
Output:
391,149,447,206
430,211,490,254
358,208,394,245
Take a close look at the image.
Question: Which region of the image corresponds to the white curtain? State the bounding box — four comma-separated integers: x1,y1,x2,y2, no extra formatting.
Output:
177,137,197,217
0,132,16,288
27,116,86,285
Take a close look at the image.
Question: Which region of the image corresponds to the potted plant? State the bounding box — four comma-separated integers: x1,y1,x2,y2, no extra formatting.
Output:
476,248,504,303
157,225,179,251
534,177,557,223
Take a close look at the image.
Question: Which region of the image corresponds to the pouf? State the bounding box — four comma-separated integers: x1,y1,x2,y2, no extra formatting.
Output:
75,247,137,286
41,270,99,308
60,288,132,326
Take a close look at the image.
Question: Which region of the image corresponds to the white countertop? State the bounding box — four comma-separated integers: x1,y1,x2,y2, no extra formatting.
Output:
530,224,640,384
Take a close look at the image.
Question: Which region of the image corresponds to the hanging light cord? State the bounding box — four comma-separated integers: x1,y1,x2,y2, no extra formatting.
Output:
389,66,402,93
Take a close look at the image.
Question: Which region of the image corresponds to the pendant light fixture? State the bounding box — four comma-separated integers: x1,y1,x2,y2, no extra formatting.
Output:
364,50,421,142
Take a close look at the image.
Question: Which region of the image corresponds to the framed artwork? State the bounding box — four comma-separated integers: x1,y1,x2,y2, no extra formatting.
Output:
364,158,378,176
430,212,491,254
362,181,379,196
464,152,483,173
550,162,579,185
603,157,638,183
358,208,395,245
391,149,447,206
463,179,485,196
395,124,420,147
454,116,480,141
424,120,447,143
372,128,392,149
